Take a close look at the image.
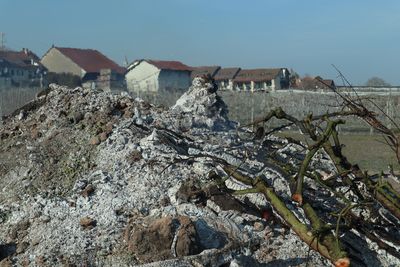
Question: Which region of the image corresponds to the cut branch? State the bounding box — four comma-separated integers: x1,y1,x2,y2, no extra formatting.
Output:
221,165,349,267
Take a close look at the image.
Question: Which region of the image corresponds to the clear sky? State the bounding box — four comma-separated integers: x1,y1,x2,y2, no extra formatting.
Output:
1,0,399,85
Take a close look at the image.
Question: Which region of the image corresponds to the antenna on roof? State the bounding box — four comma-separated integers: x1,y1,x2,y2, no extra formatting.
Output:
124,55,129,67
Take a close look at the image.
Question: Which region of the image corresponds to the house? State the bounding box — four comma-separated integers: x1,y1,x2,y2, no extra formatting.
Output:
40,46,125,90
190,66,221,80
213,67,241,90
125,59,192,92
316,77,335,89
0,48,46,88
299,76,336,90
233,68,290,91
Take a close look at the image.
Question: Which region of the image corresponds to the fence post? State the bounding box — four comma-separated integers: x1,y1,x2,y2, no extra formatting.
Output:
251,92,254,130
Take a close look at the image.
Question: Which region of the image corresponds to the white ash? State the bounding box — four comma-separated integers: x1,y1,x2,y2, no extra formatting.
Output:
0,79,398,266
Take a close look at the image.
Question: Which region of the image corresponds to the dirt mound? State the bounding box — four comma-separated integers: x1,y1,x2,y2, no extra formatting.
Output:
0,78,399,266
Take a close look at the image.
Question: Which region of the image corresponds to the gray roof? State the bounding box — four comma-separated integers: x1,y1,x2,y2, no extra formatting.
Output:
190,66,221,79
214,67,241,81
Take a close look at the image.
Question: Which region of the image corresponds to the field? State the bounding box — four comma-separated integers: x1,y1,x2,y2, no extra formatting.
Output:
277,131,398,174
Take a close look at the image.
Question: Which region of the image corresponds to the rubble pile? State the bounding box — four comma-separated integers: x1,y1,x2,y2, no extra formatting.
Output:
0,78,399,266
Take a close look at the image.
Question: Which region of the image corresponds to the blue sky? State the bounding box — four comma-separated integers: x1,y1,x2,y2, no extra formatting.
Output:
1,0,399,85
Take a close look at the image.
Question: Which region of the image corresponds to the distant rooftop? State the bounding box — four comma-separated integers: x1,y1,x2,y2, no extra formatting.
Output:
234,68,282,83
190,66,221,79
214,67,241,81
128,59,192,72
0,49,43,69
54,47,125,74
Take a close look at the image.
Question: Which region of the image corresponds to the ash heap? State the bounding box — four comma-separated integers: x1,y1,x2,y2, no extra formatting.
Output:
0,77,399,267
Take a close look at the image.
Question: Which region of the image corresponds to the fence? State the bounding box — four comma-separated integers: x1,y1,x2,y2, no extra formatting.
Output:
130,89,400,133
219,90,400,133
1,86,399,133
0,87,41,119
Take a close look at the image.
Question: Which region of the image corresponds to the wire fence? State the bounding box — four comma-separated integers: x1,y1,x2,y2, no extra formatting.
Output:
1,87,399,133
0,87,41,119
220,90,400,133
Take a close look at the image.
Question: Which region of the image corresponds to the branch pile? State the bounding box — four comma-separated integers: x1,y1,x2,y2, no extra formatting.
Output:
0,77,399,266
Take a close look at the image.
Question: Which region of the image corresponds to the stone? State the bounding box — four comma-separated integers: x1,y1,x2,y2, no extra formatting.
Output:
16,242,29,254
79,217,96,229
253,222,265,232
124,216,203,263
35,256,46,266
99,132,108,142
127,149,142,163
90,136,101,145
80,184,95,198
125,217,175,263
71,112,84,124
31,237,40,246
40,216,51,223
123,110,133,118
175,216,202,257
0,258,12,267
104,122,114,135
30,127,41,139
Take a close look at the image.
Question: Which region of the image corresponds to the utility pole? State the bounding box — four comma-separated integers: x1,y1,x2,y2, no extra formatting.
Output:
0,32,5,50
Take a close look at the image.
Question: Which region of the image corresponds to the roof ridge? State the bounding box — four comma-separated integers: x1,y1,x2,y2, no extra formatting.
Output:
53,46,125,74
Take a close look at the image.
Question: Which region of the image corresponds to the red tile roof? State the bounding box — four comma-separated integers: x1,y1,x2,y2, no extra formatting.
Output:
322,79,335,87
144,59,192,71
55,47,125,74
234,68,282,83
0,49,43,69
214,67,241,81
190,66,221,79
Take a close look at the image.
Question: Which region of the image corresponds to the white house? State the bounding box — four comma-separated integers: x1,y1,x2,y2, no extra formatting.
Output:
125,59,192,92
233,68,290,91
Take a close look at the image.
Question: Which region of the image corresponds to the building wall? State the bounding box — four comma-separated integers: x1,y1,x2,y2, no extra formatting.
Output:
216,80,226,90
158,70,191,92
126,62,191,92
0,66,38,87
41,48,84,77
232,69,290,91
234,79,277,91
278,68,290,89
272,77,279,90
125,61,160,92
8,67,30,83
217,79,234,90
96,69,125,91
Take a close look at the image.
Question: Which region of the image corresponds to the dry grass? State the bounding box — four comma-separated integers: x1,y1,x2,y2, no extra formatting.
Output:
277,131,399,174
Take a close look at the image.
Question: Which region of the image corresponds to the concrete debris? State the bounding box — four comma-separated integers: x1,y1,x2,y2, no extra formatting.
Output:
0,77,398,266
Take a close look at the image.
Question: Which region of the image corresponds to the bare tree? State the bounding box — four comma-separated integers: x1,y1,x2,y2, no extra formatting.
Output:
365,77,391,87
